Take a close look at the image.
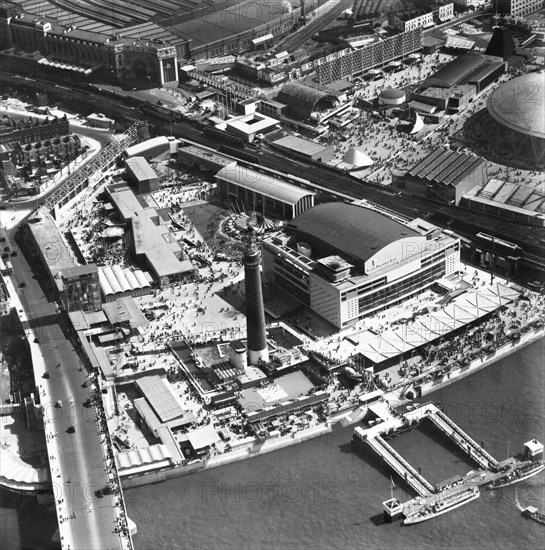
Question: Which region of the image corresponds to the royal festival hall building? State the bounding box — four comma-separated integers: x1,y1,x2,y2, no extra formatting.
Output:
262,202,461,329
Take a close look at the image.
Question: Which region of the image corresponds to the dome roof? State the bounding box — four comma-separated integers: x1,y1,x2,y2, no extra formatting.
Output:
487,72,545,140
379,88,405,100
287,203,419,266
277,81,337,118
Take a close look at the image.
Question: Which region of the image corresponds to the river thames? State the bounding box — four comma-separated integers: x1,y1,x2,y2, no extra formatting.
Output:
126,338,544,550
0,339,542,550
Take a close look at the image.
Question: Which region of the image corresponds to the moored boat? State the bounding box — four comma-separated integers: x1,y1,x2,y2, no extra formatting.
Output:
403,487,479,525
488,461,545,489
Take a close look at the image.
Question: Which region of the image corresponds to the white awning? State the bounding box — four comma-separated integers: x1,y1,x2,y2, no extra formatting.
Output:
252,34,273,46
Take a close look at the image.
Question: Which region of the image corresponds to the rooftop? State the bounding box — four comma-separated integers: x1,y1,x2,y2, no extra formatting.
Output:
487,72,545,139
132,210,194,278
287,203,419,266
165,0,299,49
408,147,486,187
135,375,187,424
215,165,315,206
106,184,145,221
424,53,487,88
61,264,98,278
102,297,149,328
28,211,76,277
124,136,171,158
226,113,280,135
272,135,330,157
126,156,158,182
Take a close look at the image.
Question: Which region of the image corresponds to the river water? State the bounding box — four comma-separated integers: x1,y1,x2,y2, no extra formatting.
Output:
1,340,543,549
126,339,544,550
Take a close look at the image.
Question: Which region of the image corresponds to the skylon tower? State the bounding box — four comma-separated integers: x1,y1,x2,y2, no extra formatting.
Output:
243,228,269,364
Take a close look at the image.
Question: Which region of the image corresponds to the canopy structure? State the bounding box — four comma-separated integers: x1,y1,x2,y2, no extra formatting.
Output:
351,285,519,366
115,444,173,471
0,448,49,488
343,146,374,168
409,112,424,134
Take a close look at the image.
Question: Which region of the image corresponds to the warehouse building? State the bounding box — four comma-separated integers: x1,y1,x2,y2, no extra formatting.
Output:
271,135,335,163
0,4,180,85
413,84,476,112
262,202,461,329
215,164,315,220
164,0,316,61
396,147,488,205
461,179,545,227
423,53,505,89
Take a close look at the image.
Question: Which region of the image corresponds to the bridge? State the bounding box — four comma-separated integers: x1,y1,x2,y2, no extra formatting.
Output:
5,227,133,550
44,123,142,214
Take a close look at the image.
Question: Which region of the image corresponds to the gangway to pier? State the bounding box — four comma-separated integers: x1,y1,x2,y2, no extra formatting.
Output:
426,406,500,470
339,405,368,428
355,429,434,497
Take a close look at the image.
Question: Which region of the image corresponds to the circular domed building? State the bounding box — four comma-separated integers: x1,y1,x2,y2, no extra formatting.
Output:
486,72,545,167
378,88,406,106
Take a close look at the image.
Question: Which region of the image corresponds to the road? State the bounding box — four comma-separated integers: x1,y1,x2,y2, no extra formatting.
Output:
5,225,130,550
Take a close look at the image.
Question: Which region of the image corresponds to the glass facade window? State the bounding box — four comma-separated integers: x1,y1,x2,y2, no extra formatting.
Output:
357,262,444,312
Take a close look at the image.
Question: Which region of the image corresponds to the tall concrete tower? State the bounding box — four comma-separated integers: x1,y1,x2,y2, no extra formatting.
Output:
243,229,269,365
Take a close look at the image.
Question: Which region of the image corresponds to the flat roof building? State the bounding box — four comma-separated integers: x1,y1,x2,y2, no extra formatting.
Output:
106,184,146,222
224,113,280,143
271,135,335,163
106,184,195,285
125,156,159,194
461,179,545,227
178,144,235,173
132,209,194,285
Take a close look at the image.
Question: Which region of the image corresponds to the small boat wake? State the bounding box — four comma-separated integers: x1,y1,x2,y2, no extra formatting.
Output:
514,487,524,512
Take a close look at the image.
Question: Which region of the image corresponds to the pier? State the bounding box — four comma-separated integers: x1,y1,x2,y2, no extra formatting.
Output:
426,406,500,470
352,401,544,524
361,433,434,497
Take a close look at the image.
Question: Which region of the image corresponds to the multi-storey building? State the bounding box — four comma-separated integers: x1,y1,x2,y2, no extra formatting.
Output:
495,0,543,16
0,2,179,85
389,2,454,31
0,115,69,146
262,202,461,329
61,265,102,312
